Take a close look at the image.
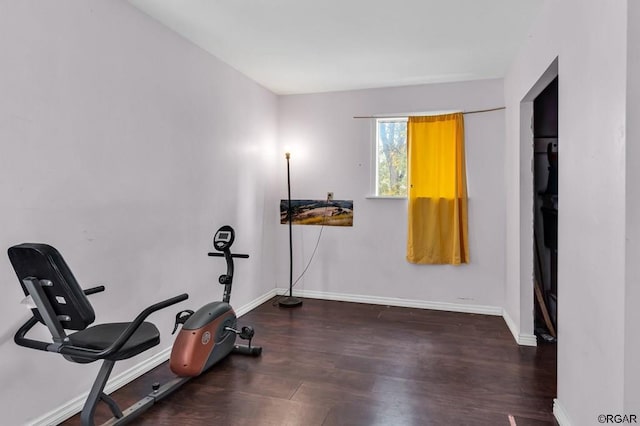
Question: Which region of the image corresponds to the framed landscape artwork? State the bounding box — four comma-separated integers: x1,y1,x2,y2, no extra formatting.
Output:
280,199,353,226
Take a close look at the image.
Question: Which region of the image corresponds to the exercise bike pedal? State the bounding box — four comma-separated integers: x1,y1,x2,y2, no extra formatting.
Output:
224,325,261,356
239,326,254,340
172,309,195,334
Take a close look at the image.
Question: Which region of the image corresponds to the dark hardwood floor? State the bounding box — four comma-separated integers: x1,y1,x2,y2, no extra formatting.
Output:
63,297,557,426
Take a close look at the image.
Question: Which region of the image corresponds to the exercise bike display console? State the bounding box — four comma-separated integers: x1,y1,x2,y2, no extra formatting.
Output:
9,225,261,426
213,225,234,250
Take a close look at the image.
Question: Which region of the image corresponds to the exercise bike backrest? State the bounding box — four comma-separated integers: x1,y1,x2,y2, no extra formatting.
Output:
208,225,249,304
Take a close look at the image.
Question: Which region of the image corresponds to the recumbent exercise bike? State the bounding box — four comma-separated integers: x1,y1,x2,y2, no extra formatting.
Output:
10,225,261,426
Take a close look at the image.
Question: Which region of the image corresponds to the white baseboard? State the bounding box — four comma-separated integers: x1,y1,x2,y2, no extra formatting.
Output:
276,287,503,316
235,288,278,317
502,309,537,346
553,399,572,426
29,288,279,426
281,288,538,347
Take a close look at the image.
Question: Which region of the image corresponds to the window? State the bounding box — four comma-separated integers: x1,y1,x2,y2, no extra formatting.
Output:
374,117,408,197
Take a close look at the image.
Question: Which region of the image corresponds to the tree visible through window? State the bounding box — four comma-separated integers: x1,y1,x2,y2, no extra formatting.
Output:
376,118,408,196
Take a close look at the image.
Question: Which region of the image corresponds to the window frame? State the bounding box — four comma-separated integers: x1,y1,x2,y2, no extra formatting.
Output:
370,116,408,199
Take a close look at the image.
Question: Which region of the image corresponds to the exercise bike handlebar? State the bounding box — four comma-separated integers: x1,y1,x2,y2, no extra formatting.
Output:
15,293,189,361
83,285,106,295
59,293,189,360
207,253,249,258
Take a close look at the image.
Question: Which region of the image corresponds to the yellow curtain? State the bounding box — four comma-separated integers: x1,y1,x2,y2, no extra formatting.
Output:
407,113,469,265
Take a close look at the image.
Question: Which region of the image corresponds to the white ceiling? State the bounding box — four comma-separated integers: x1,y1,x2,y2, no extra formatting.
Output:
129,0,544,95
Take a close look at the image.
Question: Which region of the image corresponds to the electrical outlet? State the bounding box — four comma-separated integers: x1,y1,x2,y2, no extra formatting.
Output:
327,192,334,201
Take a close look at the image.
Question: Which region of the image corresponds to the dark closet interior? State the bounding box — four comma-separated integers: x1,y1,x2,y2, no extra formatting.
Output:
533,77,558,341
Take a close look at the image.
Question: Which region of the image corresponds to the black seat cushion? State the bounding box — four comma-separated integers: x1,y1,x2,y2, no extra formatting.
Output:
68,322,160,362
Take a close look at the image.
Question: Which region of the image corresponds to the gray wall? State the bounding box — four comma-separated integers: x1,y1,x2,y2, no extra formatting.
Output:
277,80,506,310
0,2,278,425
625,0,640,413
504,0,632,424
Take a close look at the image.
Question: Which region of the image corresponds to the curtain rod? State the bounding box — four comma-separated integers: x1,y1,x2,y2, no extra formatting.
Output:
352,106,505,119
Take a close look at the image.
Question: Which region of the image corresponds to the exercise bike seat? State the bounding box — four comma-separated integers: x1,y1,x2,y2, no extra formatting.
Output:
66,322,160,363
9,243,187,364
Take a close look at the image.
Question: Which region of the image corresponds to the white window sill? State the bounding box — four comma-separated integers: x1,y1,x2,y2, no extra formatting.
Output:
366,195,407,200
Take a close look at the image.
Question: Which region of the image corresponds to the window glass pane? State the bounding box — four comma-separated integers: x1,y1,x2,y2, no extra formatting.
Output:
376,119,407,196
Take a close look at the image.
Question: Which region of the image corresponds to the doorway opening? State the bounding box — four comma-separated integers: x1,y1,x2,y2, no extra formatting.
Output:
533,77,558,342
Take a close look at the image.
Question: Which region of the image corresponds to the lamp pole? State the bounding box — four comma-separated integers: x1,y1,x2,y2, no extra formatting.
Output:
279,152,303,308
